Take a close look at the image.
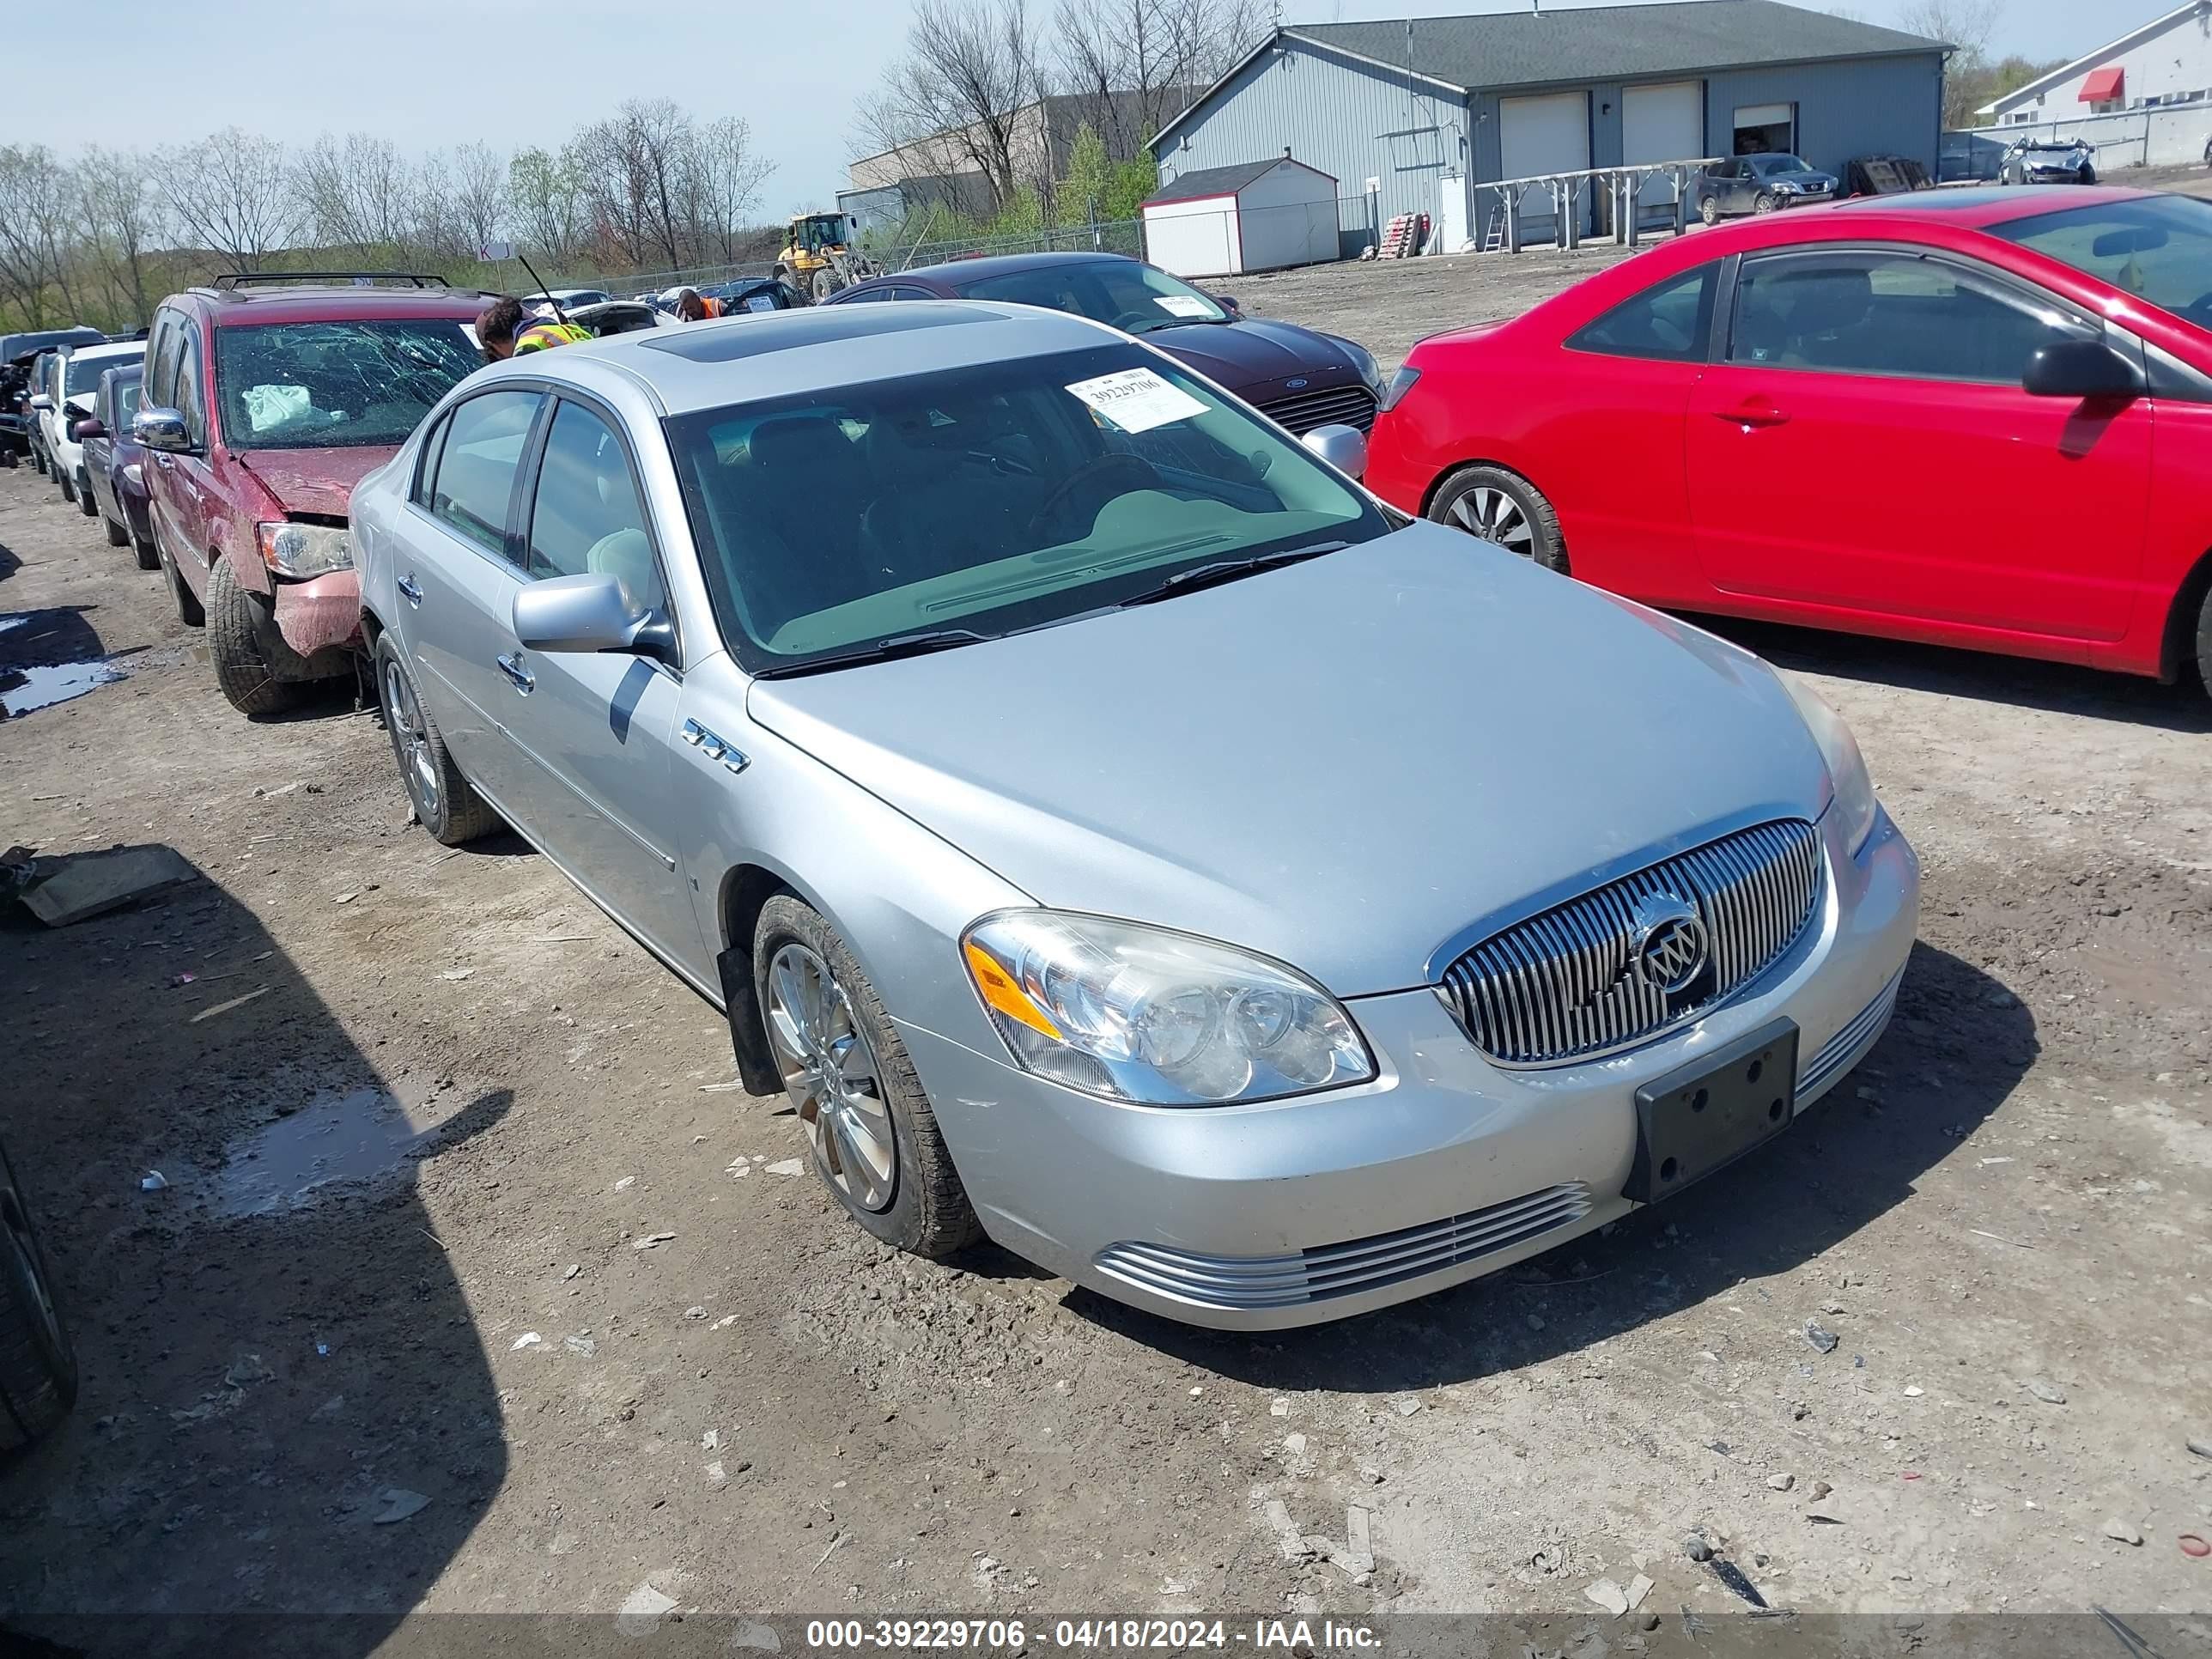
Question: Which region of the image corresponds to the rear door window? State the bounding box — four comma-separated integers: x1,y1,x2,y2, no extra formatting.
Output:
428,390,543,558
1569,262,1717,362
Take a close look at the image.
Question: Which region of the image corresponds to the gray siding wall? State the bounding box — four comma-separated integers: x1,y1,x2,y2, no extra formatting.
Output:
1157,40,1474,250
1702,53,1944,177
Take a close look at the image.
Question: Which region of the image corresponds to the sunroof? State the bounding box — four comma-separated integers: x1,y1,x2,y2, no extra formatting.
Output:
636,304,997,363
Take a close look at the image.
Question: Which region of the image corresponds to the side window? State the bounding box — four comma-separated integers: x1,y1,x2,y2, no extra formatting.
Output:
175,330,205,444
144,315,174,408
429,390,542,557
411,412,452,508
1728,250,2095,384
525,399,667,611
1568,263,1717,362
838,288,890,304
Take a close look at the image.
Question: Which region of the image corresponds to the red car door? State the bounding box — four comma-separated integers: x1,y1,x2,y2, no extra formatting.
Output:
1686,246,2151,651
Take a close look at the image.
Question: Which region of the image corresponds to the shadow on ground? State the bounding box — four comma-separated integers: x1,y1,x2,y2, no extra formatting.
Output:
1077,943,2033,1390
1694,612,2212,735
0,848,508,1657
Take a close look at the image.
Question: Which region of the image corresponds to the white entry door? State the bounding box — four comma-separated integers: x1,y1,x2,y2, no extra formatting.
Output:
1623,81,1704,220
1437,173,1469,252
1500,92,1590,245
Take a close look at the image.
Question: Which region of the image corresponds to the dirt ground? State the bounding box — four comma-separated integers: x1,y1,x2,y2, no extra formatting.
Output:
3,234,2211,1656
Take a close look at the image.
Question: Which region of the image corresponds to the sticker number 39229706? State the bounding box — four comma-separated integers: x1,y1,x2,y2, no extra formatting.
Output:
1063,368,1210,434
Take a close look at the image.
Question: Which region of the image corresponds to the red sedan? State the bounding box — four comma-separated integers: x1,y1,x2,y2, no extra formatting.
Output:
1365,186,2212,698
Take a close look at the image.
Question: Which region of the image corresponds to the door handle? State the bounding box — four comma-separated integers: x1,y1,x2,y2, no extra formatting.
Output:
1717,401,1790,429
495,653,535,694
396,573,422,607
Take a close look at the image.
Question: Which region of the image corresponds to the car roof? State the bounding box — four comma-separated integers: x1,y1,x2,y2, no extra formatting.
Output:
61,340,142,363
1826,184,2160,228
475,300,1121,416
179,286,492,328
890,249,1134,288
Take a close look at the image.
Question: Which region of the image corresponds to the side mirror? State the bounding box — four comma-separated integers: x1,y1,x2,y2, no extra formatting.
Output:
512,571,675,660
2023,337,2142,400
134,405,192,453
1215,294,1242,316
70,417,104,442
29,394,51,411
1301,422,1367,480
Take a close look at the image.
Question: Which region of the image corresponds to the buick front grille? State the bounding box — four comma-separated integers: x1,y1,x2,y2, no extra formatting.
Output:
1259,383,1377,435
1440,819,1824,1066
1095,1182,1593,1310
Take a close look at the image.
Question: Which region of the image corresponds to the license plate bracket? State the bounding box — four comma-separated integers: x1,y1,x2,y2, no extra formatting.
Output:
1626,1018,1799,1204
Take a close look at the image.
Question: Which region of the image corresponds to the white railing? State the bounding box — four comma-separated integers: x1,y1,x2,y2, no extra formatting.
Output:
1470,157,1721,254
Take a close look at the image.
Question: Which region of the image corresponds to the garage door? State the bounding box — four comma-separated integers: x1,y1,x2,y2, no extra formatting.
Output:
1622,81,1704,220
1500,92,1590,244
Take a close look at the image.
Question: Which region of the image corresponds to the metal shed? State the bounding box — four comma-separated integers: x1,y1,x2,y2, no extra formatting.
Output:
1140,156,1341,277
1152,0,1946,253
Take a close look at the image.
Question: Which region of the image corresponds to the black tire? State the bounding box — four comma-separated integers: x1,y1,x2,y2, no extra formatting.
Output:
131,530,159,571
101,512,130,548
1699,195,1721,227
156,529,205,627
206,557,301,716
76,472,97,517
2194,583,2212,703
752,896,981,1259
30,444,47,477
2079,164,2097,186
374,635,499,846
1753,191,1778,215
0,1132,78,1455
55,466,74,505
1428,465,1570,574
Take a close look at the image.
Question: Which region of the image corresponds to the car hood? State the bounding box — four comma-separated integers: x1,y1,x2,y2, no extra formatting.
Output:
1148,317,1358,392
747,523,1832,996
233,446,398,518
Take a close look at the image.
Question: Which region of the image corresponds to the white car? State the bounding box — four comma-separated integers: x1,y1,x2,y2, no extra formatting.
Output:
39,340,143,510
527,288,612,313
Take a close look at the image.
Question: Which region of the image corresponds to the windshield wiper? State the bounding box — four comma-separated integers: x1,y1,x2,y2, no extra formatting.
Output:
750,629,994,679
1115,542,1350,607
1139,315,1232,331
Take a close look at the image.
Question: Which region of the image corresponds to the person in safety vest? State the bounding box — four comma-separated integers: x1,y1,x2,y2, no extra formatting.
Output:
670,287,724,321
476,296,589,362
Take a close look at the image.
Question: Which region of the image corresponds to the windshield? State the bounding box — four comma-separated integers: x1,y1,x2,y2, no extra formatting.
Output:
959,260,1229,334
67,353,133,396
214,319,479,450
1988,194,2212,324
667,343,1389,672
1749,155,1813,176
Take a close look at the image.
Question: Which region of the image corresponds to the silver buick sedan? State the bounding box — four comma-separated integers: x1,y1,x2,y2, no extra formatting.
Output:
350,301,1919,1329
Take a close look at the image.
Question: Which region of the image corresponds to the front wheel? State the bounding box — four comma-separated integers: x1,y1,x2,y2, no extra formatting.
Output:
100,512,129,548
374,635,499,846
1428,465,1569,574
206,558,302,716
753,896,980,1258
1752,191,1778,215
2079,164,2098,185
55,467,74,505
76,473,97,517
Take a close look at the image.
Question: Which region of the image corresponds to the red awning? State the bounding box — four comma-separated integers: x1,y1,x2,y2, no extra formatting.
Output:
2080,66,2124,103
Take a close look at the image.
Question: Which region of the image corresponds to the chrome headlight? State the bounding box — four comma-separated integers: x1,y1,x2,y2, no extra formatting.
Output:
961,911,1375,1105
1777,670,1878,856
256,521,352,578
1770,179,1802,194
123,462,143,487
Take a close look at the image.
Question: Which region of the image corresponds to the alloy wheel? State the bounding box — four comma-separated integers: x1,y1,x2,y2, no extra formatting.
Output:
763,944,897,1213
1447,485,1534,556
381,656,441,821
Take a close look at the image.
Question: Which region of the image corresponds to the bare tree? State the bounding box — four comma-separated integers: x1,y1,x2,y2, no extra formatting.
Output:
1897,0,2007,125
447,143,509,258
509,145,588,265
293,133,414,254
574,99,698,270
856,0,1042,213
76,147,166,325
0,144,80,325
694,118,775,263
1053,0,1260,160
161,128,296,271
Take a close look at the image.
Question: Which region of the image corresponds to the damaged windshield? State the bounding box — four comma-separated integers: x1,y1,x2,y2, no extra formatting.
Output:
668,343,1389,673
214,320,479,450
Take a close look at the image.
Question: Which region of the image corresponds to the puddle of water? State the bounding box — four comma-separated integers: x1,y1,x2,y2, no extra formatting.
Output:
2,659,125,717
213,1082,465,1218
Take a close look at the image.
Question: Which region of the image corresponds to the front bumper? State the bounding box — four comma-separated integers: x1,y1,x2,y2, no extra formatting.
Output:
259,568,363,678
900,807,1918,1329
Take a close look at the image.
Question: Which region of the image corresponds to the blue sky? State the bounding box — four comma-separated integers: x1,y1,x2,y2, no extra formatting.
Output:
3,0,2114,213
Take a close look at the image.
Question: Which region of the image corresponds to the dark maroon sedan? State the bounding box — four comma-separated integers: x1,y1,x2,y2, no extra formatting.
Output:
78,362,156,567
827,252,1386,434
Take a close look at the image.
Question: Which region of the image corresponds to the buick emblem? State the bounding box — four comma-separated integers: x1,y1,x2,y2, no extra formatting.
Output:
1631,893,1710,995
1284,377,1310,390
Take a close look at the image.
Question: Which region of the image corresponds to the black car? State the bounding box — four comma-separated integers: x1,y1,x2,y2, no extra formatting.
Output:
706,276,805,313
826,252,1386,435
80,363,156,566
0,327,105,459
1697,154,1841,222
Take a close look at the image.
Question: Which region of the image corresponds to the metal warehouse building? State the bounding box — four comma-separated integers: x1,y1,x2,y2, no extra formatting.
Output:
1152,0,1947,253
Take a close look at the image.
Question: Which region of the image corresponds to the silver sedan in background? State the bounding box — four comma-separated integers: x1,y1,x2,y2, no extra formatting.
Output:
349,302,1918,1328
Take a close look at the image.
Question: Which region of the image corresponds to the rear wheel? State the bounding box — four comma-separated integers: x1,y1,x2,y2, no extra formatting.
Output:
206,558,301,716
752,896,981,1258
1428,465,1569,574
1698,195,1721,226
30,444,46,477
0,1132,78,1456
374,635,499,846
55,466,74,504
156,530,205,627
2195,584,2212,703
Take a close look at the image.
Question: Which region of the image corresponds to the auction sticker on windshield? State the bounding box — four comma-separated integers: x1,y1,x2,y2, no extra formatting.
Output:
1154,295,1213,318
1065,368,1208,434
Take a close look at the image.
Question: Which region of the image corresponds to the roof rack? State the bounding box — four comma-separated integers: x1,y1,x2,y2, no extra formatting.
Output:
209,271,452,290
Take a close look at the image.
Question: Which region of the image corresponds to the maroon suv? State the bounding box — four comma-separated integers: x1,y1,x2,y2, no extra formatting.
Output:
137,275,486,714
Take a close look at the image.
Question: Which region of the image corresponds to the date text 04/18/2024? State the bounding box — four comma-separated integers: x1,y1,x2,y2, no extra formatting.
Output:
802,1620,1381,1650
